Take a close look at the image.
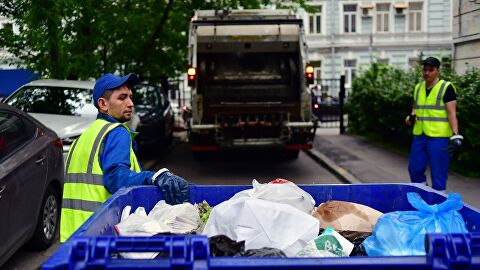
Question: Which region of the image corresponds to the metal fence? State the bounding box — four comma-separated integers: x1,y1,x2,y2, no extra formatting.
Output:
311,76,347,133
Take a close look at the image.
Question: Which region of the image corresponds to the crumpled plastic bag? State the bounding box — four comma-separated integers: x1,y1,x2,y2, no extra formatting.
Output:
209,235,245,257
114,208,169,259
114,207,169,237
203,196,319,257
312,200,383,233
209,235,286,257
114,201,202,259
363,192,468,256
148,200,202,234
238,247,286,257
231,179,316,214
296,227,354,257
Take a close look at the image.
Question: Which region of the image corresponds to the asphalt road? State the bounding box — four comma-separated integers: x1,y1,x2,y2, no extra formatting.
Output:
2,140,340,270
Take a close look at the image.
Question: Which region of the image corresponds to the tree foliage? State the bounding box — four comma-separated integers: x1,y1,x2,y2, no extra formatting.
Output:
0,0,307,84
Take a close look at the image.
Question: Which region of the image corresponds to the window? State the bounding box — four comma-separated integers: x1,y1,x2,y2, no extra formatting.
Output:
133,85,161,109
344,59,357,87
6,86,97,117
408,57,419,67
308,6,322,34
408,2,423,32
343,4,357,33
310,60,322,81
0,112,35,160
376,3,390,32
377,58,389,65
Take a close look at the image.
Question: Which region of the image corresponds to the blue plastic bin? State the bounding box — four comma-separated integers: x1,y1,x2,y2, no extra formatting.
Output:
43,184,480,270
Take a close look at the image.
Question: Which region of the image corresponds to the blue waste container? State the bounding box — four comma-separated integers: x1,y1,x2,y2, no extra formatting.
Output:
43,184,480,270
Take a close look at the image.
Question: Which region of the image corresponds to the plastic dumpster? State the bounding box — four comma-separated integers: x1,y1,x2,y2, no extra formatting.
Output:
43,184,480,270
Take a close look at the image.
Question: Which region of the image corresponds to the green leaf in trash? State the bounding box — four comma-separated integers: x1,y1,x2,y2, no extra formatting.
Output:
196,200,212,223
314,235,344,256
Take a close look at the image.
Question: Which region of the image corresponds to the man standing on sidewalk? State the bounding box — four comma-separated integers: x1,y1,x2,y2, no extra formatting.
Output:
405,57,463,192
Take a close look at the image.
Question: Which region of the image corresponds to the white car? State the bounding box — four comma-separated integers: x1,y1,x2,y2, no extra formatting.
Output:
4,79,140,154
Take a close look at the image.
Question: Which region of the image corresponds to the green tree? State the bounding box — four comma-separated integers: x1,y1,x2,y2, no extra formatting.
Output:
0,0,308,84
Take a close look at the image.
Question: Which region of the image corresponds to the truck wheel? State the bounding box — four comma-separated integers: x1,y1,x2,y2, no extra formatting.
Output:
28,186,60,250
284,150,300,160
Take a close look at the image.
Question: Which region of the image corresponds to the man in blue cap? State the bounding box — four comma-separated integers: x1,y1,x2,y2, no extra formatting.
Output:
60,73,189,242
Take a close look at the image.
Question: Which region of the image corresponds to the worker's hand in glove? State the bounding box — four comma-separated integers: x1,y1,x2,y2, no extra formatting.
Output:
448,134,464,159
152,169,189,205
405,114,416,126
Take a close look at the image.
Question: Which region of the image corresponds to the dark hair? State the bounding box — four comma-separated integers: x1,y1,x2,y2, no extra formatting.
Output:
100,89,114,102
422,57,440,68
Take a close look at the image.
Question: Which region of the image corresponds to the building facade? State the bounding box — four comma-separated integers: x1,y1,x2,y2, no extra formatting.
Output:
0,16,20,69
300,0,453,90
453,0,480,75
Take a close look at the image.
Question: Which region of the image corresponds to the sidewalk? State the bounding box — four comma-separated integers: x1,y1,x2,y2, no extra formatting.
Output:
310,129,480,209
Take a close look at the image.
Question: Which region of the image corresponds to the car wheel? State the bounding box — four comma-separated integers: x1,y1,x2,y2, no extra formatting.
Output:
29,186,59,250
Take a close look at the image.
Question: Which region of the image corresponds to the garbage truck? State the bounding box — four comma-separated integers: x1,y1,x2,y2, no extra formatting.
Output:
187,9,316,159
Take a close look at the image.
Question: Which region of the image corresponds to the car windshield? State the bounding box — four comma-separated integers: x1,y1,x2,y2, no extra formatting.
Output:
6,86,97,116
133,85,160,111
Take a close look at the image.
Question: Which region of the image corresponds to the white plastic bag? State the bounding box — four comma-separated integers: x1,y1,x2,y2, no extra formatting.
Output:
203,196,319,257
114,211,169,237
148,200,202,234
114,208,169,260
231,179,315,214
115,202,201,259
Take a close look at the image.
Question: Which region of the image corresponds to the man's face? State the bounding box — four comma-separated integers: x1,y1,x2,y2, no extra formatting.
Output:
422,65,440,83
99,85,134,122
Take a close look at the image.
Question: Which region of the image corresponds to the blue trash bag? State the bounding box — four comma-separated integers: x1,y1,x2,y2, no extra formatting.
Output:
363,192,468,256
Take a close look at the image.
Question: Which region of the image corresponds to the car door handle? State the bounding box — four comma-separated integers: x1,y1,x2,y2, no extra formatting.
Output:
35,155,47,164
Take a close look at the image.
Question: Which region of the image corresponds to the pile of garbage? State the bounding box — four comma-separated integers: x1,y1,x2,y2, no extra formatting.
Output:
114,179,468,258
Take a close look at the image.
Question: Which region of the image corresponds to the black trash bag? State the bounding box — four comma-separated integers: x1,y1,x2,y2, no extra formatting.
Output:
209,235,245,257
350,236,369,256
236,247,287,257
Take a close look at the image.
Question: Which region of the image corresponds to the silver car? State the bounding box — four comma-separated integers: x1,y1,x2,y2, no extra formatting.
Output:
4,79,139,155
0,103,63,266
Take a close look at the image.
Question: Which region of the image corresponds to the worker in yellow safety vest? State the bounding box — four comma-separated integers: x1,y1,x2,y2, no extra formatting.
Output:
405,57,463,192
60,73,189,242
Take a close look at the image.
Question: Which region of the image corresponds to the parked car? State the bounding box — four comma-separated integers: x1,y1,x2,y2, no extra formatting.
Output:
4,79,139,155
0,103,64,266
311,94,340,122
133,84,174,154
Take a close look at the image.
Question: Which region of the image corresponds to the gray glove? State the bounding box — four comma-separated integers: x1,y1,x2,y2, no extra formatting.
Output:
152,169,189,205
448,134,464,159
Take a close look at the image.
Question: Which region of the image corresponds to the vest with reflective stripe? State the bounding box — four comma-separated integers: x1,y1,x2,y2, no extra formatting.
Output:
413,80,455,137
60,119,141,242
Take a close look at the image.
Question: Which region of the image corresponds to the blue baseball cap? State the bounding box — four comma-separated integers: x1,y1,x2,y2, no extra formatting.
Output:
93,73,139,108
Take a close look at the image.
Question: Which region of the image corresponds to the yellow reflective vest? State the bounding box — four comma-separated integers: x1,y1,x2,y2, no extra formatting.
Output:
60,119,141,242
413,79,455,138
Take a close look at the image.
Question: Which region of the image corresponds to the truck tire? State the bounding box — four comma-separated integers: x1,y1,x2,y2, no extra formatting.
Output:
28,186,60,250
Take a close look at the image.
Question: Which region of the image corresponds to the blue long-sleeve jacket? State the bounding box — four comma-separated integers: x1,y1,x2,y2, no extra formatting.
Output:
97,113,154,194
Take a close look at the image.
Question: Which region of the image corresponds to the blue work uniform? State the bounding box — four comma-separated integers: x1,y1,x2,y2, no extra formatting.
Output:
97,113,154,193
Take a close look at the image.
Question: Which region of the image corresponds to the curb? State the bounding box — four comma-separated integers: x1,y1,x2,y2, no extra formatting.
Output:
305,149,362,184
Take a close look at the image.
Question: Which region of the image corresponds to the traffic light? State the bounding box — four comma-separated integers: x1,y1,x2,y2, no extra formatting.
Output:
305,65,314,85
187,67,196,87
